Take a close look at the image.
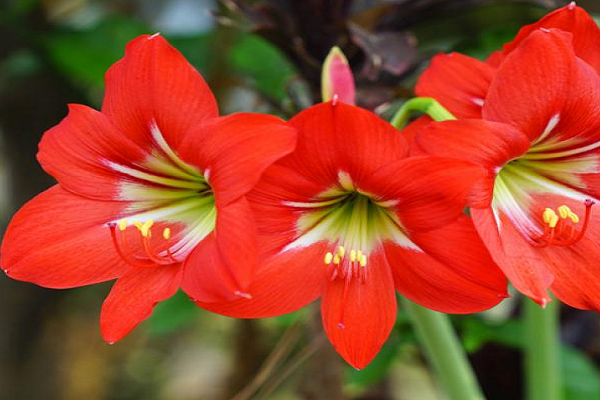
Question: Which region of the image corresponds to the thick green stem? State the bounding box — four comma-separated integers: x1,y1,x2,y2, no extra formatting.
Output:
524,297,561,400
401,298,486,400
390,97,456,128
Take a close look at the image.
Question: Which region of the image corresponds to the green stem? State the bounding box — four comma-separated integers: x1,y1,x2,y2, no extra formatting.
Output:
401,298,486,400
390,97,456,128
524,297,561,400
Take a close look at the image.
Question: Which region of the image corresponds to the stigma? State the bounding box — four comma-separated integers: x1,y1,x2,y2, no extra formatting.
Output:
531,200,594,247
108,219,179,268
324,245,368,283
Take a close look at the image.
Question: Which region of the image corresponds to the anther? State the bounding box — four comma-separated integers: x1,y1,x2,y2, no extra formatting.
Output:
333,254,341,264
139,220,154,237
337,246,345,258
558,205,570,219
359,254,367,267
163,227,171,240
118,219,128,231
350,249,357,262
324,252,334,265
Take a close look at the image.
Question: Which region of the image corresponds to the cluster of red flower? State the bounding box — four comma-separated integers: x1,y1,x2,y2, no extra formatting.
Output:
3,3,600,370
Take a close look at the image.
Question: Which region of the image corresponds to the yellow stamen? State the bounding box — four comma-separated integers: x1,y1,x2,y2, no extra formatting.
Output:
569,212,580,223
333,254,341,264
558,205,572,219
137,220,154,237
349,249,357,262
324,252,334,265
163,228,171,240
359,254,367,267
543,208,557,224
357,250,363,260
548,215,558,228
118,219,128,231
337,246,345,258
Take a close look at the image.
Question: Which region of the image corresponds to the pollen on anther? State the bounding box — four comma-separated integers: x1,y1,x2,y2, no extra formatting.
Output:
350,249,357,262
542,208,558,227
337,246,345,258
118,219,128,231
333,254,341,265
359,254,367,267
324,252,334,265
163,228,171,240
558,205,569,219
136,220,154,237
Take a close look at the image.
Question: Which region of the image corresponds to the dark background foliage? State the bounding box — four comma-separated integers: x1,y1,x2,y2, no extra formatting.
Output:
1,0,599,399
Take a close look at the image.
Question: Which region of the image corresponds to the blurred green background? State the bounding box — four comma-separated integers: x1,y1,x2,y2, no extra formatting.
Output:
2,0,600,399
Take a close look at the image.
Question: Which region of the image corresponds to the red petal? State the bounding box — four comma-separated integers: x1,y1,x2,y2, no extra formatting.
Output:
279,102,409,189
362,156,486,231
417,119,530,169
415,52,495,118
416,119,530,208
181,234,240,303
38,104,145,200
100,264,182,343
1,186,130,288
391,214,508,313
483,28,600,142
215,197,258,293
321,250,396,369
471,208,553,305
502,4,600,73
177,113,297,207
399,116,431,156
548,232,600,310
102,34,218,151
196,242,328,317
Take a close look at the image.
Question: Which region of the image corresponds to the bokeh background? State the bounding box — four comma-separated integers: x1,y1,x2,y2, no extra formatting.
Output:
2,0,600,399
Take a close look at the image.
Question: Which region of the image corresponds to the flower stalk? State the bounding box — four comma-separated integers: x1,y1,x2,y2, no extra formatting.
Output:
401,298,486,400
390,97,456,128
523,297,561,400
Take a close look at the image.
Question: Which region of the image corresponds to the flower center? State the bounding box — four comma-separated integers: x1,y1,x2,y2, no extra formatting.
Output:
105,123,217,267
492,131,597,248
284,172,416,280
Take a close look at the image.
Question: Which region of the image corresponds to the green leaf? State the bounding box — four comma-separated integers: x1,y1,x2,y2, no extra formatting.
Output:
148,290,198,336
458,316,523,352
44,16,150,89
561,346,600,400
345,330,403,390
228,34,296,101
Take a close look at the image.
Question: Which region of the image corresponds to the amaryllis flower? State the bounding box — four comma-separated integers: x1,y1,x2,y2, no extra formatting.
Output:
415,28,600,309
199,101,507,369
0,34,296,342
416,2,600,119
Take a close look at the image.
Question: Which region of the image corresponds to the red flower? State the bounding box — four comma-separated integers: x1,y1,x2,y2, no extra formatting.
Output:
199,102,507,369
415,28,600,308
0,34,296,342
416,2,600,119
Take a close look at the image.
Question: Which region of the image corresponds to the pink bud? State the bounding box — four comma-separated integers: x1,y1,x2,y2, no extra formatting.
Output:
321,46,355,105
